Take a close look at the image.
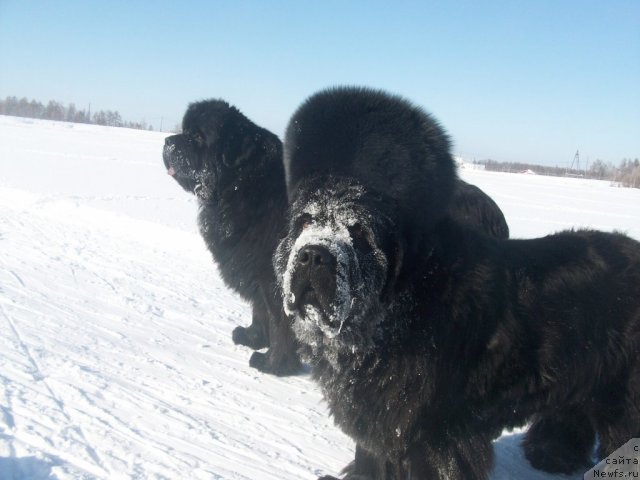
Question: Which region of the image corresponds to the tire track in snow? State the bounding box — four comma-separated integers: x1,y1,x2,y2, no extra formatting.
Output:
0,302,109,476
9,270,25,288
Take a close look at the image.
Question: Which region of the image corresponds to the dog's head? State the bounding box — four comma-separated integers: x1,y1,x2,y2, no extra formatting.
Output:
276,87,456,354
275,177,405,353
163,100,280,201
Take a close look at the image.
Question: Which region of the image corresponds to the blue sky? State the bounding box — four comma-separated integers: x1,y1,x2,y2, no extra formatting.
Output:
1,1,638,166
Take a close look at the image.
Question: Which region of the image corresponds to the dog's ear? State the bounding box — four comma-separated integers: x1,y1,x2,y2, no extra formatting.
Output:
222,130,279,169
221,130,257,168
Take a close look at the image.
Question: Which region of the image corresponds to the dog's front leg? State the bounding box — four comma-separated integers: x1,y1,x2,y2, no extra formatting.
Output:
403,432,494,480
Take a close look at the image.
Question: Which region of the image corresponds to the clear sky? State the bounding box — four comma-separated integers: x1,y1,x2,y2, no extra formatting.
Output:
1,0,638,166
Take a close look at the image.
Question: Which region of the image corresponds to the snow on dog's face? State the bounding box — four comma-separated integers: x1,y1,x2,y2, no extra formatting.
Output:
276,178,403,355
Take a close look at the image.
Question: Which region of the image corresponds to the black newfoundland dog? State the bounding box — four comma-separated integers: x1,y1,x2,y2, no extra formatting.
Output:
163,101,301,375
162,99,508,376
275,87,640,479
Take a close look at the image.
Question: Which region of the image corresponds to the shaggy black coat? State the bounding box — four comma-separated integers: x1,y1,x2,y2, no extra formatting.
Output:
162,99,509,376
276,87,640,479
163,100,301,375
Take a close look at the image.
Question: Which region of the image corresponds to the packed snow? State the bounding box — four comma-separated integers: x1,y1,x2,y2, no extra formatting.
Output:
0,115,639,480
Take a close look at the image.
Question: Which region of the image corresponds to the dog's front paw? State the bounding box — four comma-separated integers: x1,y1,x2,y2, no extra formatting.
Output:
523,413,594,474
249,350,303,377
232,325,268,350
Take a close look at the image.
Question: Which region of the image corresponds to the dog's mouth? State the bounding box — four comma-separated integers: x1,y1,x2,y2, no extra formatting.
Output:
163,150,213,197
290,287,343,331
166,163,199,194
300,290,345,336
163,151,200,179
284,243,355,341
299,288,320,310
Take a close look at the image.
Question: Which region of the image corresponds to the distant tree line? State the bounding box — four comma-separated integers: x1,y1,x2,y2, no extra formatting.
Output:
478,158,640,189
614,158,640,189
0,96,156,131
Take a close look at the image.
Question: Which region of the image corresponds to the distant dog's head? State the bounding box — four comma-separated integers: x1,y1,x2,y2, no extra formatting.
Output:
276,87,456,354
163,100,280,201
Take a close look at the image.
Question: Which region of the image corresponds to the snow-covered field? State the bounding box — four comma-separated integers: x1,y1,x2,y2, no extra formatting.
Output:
0,115,638,480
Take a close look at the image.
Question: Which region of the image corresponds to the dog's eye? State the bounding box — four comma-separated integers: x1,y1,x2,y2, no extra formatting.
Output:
349,223,364,238
191,132,205,147
295,213,313,231
349,223,372,250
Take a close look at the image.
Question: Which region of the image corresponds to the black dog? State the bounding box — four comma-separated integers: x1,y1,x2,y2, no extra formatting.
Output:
163,100,301,375
162,99,508,376
275,87,640,479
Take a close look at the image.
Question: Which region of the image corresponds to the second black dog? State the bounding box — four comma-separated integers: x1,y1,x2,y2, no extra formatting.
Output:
163,100,301,375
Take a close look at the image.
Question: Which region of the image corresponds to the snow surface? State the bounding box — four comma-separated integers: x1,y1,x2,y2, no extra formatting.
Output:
0,115,639,479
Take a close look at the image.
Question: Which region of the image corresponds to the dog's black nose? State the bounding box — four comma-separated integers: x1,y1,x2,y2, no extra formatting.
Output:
297,245,335,268
290,245,338,316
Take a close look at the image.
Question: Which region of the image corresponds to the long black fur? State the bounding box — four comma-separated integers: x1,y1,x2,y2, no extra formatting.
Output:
163,100,301,375
275,87,640,479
